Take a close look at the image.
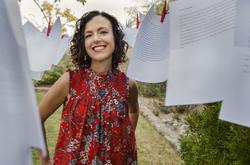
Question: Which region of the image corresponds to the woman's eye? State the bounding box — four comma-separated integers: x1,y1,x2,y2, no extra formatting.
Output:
85,34,91,39
100,31,108,34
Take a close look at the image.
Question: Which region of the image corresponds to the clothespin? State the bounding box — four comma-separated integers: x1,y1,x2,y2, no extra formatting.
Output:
46,17,51,36
160,0,167,23
136,13,139,29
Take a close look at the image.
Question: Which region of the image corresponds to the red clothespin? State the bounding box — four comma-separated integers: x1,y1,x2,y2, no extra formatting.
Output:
136,13,139,29
160,0,167,23
46,17,51,36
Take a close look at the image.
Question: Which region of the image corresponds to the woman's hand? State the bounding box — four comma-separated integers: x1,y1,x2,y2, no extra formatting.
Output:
36,148,52,165
40,156,52,165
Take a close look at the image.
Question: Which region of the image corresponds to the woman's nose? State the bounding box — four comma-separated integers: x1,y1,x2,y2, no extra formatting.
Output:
93,34,101,43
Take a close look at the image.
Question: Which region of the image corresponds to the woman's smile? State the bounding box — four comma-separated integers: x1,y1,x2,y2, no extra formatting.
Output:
92,45,107,51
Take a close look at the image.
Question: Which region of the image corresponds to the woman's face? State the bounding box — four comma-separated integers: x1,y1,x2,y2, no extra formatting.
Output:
84,15,115,65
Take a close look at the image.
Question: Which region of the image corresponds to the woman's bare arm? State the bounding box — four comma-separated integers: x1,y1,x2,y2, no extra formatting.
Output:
38,72,69,164
39,72,69,122
128,79,140,130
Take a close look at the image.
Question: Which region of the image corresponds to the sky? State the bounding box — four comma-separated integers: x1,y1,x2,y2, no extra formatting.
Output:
19,0,137,35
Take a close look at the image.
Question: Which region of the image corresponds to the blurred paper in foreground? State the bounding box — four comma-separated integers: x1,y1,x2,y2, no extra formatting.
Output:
0,0,46,164
220,0,250,127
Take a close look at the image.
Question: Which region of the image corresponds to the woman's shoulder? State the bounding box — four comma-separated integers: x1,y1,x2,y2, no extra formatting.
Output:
115,69,136,85
56,68,82,87
128,79,138,92
67,67,88,79
68,67,87,74
128,79,139,106
114,68,128,79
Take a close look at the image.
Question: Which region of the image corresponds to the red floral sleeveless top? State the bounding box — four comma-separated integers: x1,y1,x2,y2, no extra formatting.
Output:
53,68,137,165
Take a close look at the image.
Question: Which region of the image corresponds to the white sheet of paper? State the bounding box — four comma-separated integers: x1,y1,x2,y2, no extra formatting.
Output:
219,0,250,127
0,0,46,164
23,21,52,70
124,27,137,47
23,17,70,77
234,0,250,48
53,36,71,65
31,71,44,80
127,6,170,83
139,13,145,23
165,0,236,105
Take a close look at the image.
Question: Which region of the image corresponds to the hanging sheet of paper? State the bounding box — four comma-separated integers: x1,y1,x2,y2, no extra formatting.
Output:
127,6,170,83
23,21,50,80
23,18,70,80
124,27,138,47
53,35,71,65
123,13,145,47
31,71,44,80
139,13,145,23
219,0,250,127
0,0,46,164
165,0,236,105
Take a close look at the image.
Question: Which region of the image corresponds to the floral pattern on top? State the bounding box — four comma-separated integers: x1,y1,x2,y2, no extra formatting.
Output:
53,68,137,165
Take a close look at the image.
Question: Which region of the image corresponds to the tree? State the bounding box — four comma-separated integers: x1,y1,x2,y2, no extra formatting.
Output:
124,0,173,27
40,0,78,34
19,0,86,5
124,0,153,27
20,0,86,35
54,0,86,5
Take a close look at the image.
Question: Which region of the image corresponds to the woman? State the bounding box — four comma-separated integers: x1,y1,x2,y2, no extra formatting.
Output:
39,11,139,165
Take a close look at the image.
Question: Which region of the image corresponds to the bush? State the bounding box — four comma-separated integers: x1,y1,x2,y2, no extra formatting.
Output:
34,66,64,86
180,102,250,165
137,82,166,100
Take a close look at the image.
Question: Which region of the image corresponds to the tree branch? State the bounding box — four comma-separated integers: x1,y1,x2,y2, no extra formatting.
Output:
33,0,49,23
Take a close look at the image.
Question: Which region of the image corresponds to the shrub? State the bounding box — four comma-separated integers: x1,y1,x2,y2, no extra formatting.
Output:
157,102,198,114
180,102,250,165
34,66,64,86
137,82,166,100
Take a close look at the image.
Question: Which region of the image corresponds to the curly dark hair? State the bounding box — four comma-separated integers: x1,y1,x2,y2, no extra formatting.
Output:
70,11,128,69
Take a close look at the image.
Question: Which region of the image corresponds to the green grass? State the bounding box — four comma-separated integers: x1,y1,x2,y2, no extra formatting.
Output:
34,91,183,165
136,116,184,165
33,92,63,164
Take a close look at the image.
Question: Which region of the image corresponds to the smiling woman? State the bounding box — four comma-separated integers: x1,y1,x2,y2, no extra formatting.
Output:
38,10,139,165
84,16,115,67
